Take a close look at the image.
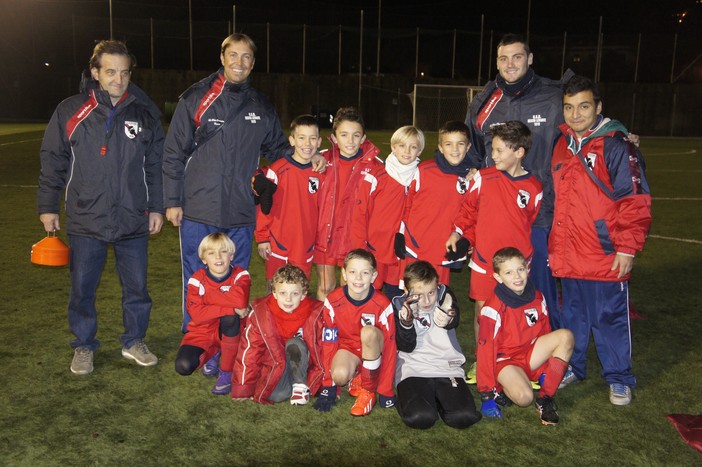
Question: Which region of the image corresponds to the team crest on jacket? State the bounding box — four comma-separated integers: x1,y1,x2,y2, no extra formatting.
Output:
361,313,376,326
308,177,319,193
517,189,530,208
586,152,597,170
524,307,538,326
456,176,468,194
124,121,139,139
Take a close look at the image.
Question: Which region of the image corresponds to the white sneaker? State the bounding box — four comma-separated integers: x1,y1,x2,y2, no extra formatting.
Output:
290,383,310,405
71,347,94,375
121,340,158,366
609,383,632,406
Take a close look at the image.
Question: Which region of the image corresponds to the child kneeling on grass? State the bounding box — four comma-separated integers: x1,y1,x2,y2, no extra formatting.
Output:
230,265,324,405
393,261,482,429
477,247,574,426
313,249,397,416
174,233,251,396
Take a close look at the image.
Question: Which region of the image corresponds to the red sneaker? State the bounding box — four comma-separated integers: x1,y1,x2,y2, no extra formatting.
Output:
350,388,376,416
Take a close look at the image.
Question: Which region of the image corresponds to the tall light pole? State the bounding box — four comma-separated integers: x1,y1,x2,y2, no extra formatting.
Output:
109,0,113,39
376,0,381,76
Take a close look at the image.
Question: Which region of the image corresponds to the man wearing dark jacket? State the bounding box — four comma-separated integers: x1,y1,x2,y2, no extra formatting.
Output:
163,33,310,332
38,40,165,375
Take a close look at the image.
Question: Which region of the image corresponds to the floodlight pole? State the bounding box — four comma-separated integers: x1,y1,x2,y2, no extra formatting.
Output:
358,10,363,111
376,0,381,76
109,0,113,39
189,0,193,71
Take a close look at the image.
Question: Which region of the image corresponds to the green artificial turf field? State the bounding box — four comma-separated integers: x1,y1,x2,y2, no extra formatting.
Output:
1,124,700,465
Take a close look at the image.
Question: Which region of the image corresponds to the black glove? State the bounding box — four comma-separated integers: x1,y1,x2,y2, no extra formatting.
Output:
312,386,337,412
445,237,470,262
394,233,406,259
252,172,277,215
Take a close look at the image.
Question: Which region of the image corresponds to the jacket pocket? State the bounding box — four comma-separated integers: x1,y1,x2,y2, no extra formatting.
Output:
594,219,615,255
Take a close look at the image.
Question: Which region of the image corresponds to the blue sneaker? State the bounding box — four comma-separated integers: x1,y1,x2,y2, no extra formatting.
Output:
202,351,220,377
609,384,632,406
212,370,232,395
559,366,579,389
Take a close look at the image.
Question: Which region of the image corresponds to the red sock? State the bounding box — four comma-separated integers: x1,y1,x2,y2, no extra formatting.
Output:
360,360,380,393
539,357,569,398
219,335,240,372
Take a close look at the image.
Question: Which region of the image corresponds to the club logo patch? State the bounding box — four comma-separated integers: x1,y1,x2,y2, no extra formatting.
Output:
586,152,597,170
456,176,468,194
361,313,376,326
322,327,338,342
124,121,139,139
308,177,319,193
245,112,261,123
524,307,539,327
517,189,530,209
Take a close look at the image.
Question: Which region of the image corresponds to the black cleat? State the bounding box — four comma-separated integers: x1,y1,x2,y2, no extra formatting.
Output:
535,396,559,426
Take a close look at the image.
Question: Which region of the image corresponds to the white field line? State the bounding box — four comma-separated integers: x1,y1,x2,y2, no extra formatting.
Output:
649,234,702,245
644,149,697,156
0,138,43,146
653,197,702,200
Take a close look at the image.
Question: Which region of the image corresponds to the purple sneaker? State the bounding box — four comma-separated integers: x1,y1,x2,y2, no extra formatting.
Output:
212,370,232,396
202,351,220,377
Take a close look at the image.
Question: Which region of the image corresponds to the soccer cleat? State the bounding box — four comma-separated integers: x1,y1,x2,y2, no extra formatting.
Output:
559,366,579,389
71,347,94,375
348,373,363,397
609,384,632,406
350,388,377,416
494,391,513,408
531,372,546,390
290,383,310,406
535,395,560,426
212,371,232,395
121,340,158,366
465,362,477,385
201,351,221,377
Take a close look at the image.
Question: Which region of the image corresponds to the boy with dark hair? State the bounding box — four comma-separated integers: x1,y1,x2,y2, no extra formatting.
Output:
313,249,397,416
446,120,542,384
550,75,651,405
231,264,324,405
477,247,574,426
174,233,251,396
314,107,382,300
393,261,482,429
255,115,324,291
396,121,476,286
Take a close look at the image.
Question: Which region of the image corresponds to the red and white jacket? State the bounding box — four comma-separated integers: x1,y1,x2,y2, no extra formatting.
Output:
231,295,325,403
549,118,651,281
453,166,542,276
320,286,397,397
255,155,324,266
315,138,382,260
351,164,406,265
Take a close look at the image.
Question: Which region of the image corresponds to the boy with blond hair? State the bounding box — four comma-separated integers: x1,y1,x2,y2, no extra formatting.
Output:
352,125,424,298
175,233,251,396
231,265,325,405
255,115,325,291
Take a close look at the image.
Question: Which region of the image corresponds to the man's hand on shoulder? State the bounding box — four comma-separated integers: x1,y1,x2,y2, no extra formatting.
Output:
311,152,327,173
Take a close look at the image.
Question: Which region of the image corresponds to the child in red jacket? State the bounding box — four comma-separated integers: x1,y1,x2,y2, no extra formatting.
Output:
174,232,251,396
314,107,382,300
351,125,424,299
231,264,324,405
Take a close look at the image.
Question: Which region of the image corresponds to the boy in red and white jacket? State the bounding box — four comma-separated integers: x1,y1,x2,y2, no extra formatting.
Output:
351,125,424,299
231,265,324,405
255,115,325,291
314,107,382,300
313,249,397,417
175,233,251,397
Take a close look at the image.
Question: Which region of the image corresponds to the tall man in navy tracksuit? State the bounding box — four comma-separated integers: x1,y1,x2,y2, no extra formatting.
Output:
38,40,164,375
162,33,323,332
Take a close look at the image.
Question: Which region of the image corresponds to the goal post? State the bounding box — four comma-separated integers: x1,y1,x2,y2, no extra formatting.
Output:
410,84,484,131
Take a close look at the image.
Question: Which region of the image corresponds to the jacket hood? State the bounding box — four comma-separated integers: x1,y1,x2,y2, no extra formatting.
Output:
562,116,629,154
78,69,162,120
